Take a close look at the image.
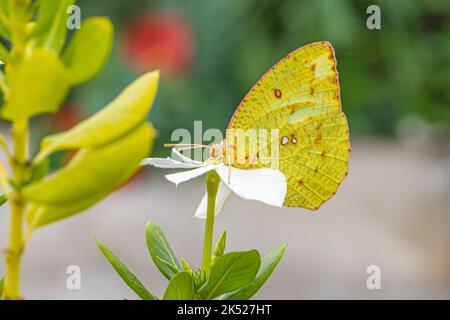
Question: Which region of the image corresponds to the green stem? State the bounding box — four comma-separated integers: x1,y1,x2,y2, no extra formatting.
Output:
4,195,24,300
201,171,220,277
2,0,31,300
4,120,28,300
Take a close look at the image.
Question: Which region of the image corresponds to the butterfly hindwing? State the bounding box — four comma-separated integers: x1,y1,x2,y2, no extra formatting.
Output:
227,41,350,209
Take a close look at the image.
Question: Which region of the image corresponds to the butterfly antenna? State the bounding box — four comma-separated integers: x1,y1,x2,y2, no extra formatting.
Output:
164,143,211,151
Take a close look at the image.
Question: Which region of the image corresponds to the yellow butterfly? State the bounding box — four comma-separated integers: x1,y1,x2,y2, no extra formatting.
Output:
145,41,350,214
218,41,350,210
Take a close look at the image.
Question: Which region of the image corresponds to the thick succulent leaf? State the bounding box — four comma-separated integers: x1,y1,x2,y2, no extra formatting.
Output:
35,71,159,162
198,250,260,300
26,125,154,231
221,244,287,300
97,240,158,300
146,221,182,280
26,0,60,37
29,0,75,53
62,17,114,85
0,42,9,63
26,190,107,230
1,48,70,121
163,272,194,300
0,0,10,40
0,0,8,13
26,159,50,185
24,124,154,229
24,123,153,205
0,21,8,41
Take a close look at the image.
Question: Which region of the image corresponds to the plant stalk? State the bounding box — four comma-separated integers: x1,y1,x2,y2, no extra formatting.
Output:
2,0,30,300
201,171,220,277
4,120,29,300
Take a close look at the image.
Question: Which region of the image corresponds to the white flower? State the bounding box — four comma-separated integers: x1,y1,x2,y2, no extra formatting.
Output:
142,148,287,219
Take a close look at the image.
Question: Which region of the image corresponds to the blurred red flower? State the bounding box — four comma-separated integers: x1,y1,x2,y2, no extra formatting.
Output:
48,101,84,132
121,10,196,77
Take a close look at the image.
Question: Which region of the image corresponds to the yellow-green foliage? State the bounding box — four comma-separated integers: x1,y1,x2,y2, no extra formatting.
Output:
0,0,159,230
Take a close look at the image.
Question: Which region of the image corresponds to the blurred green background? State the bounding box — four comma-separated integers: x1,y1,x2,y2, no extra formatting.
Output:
53,0,450,155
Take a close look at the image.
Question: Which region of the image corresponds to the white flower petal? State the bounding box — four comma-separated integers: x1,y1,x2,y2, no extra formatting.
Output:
171,148,203,166
166,165,221,186
194,181,232,219
216,166,287,207
141,157,201,169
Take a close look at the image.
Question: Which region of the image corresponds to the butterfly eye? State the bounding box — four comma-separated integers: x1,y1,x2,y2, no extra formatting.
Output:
281,136,289,145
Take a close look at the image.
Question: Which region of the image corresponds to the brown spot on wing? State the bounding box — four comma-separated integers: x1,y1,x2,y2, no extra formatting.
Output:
274,89,282,99
289,105,297,115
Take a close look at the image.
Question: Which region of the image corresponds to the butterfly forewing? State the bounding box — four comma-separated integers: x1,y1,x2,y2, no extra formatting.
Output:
227,41,350,209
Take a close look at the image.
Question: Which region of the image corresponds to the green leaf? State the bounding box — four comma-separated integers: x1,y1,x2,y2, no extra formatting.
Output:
26,189,106,230
198,250,261,300
26,158,50,185
146,220,182,280
221,244,287,300
25,124,154,229
35,71,159,162
181,259,193,274
29,0,76,53
0,20,8,41
0,0,8,14
0,194,7,206
163,272,194,300
23,124,152,205
26,0,59,37
7,0,29,22
62,17,114,85
214,230,227,257
0,42,9,64
193,269,207,291
96,240,158,300
0,0,11,40
1,48,70,121
156,256,181,275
